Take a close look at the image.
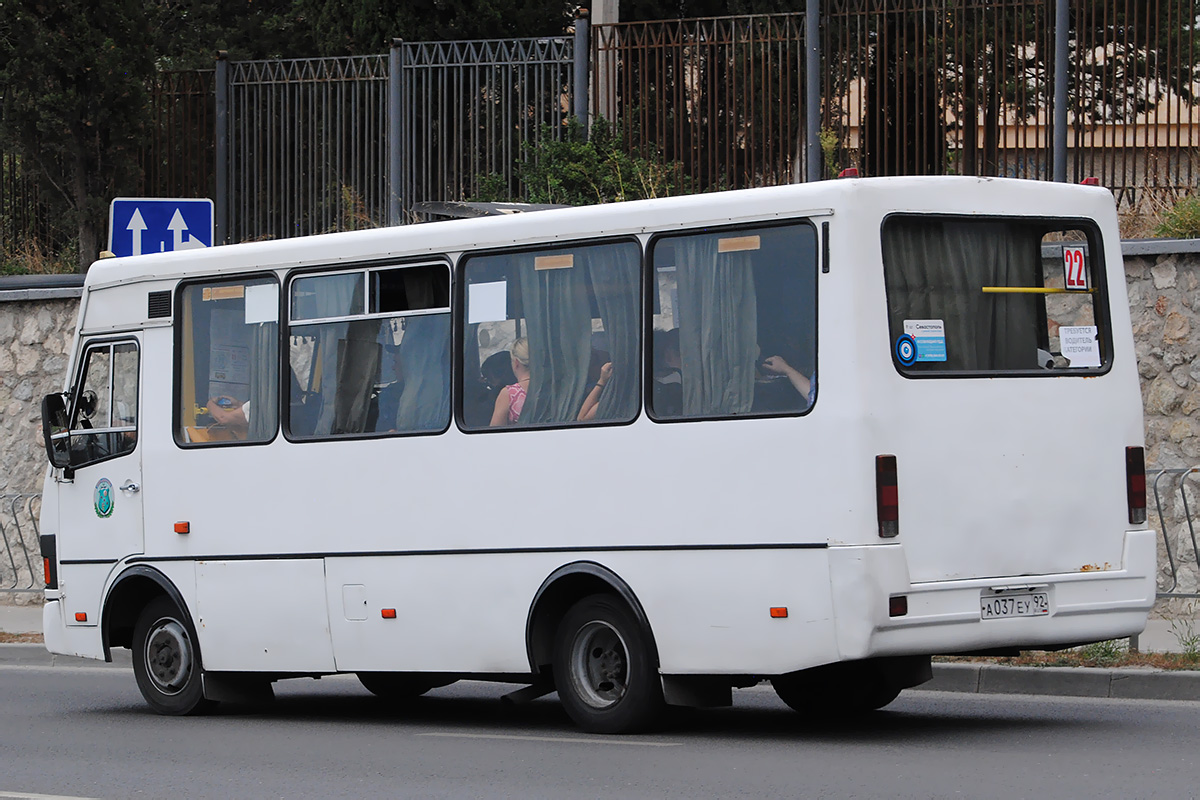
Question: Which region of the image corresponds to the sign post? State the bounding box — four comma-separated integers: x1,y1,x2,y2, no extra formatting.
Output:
108,198,214,258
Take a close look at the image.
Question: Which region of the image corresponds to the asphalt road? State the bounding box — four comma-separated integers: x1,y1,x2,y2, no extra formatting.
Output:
1,666,1197,799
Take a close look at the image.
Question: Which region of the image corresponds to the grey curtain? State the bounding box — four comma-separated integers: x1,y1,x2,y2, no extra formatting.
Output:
883,219,1040,370
586,243,641,422
331,320,381,434
392,313,451,431
517,253,593,424
674,235,758,416
248,321,278,441
309,275,362,434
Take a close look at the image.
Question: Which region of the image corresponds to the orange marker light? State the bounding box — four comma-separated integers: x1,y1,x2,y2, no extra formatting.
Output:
74,612,87,622
381,609,397,619
44,558,52,587
770,607,788,619
174,522,190,534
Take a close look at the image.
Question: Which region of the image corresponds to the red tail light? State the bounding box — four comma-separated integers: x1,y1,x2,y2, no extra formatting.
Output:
838,167,859,178
1126,446,1146,525
876,455,899,538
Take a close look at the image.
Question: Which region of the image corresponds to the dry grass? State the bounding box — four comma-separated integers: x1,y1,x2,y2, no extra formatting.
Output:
0,632,43,644
937,649,1200,671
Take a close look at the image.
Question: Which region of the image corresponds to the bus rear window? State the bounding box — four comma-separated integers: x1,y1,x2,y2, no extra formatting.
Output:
881,216,1110,376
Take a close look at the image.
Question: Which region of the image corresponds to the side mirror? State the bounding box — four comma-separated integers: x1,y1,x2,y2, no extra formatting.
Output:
41,393,72,470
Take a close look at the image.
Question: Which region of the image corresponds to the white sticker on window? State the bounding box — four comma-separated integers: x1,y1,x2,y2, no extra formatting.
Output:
1063,245,1089,291
244,283,279,324
468,281,508,324
903,319,947,362
1060,325,1101,368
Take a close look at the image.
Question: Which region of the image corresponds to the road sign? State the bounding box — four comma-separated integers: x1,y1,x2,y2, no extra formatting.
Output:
108,198,214,258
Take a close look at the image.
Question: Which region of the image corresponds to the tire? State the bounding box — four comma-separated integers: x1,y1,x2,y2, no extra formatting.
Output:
357,672,454,700
552,594,663,734
771,660,901,717
131,596,214,716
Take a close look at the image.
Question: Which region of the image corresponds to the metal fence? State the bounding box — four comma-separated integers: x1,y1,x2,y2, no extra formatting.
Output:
219,37,575,243
142,70,216,201
593,1,1198,212
0,495,41,596
1152,468,1200,600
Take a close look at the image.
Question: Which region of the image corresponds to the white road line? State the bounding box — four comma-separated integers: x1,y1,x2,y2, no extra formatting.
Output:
0,792,102,800
416,732,681,747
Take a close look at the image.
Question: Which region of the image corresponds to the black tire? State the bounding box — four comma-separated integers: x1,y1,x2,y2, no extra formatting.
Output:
771,660,901,717
356,672,455,700
552,594,664,734
131,596,214,716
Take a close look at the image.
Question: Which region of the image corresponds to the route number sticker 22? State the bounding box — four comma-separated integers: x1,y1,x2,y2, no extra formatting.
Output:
1063,245,1088,291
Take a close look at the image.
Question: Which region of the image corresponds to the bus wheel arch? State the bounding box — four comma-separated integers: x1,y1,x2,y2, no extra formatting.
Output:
102,566,191,660
525,561,659,675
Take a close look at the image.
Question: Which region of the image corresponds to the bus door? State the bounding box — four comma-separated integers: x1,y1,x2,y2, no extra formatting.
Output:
54,336,144,627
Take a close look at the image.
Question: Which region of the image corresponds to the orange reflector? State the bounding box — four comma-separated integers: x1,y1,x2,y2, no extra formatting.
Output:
44,558,52,588
770,607,788,619
174,521,190,534
889,596,908,617
74,612,87,622
381,608,397,619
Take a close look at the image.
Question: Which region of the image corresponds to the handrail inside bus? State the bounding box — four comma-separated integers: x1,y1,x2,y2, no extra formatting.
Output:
981,287,1096,294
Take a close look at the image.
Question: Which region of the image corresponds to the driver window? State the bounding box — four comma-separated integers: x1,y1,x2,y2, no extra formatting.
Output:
69,341,139,466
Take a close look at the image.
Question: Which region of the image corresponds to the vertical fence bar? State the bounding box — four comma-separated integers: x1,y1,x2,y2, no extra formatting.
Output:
574,9,590,135
215,51,229,245
1053,0,1068,182
806,0,820,181
388,40,403,226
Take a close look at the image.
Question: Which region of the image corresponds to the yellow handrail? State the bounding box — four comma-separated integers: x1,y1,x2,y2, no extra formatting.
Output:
981,286,1094,294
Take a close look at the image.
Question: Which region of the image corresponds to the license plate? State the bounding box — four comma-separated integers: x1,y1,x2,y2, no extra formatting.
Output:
980,592,1049,620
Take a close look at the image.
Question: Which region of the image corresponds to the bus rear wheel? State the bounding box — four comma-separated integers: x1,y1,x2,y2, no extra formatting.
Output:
552,594,663,734
131,596,214,716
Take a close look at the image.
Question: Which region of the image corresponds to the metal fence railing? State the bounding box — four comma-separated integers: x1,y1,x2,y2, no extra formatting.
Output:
0,494,41,597
1152,468,1200,600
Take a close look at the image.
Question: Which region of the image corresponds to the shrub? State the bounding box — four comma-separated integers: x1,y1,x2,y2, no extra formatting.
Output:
1154,195,1200,239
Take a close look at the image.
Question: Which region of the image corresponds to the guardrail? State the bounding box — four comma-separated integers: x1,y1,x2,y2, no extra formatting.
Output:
0,494,41,596
1152,468,1200,600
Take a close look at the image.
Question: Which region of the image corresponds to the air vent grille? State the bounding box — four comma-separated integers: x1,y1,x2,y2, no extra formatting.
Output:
148,291,172,319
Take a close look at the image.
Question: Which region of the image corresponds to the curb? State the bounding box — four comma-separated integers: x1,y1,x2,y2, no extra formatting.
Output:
0,643,132,669
1,645,1197,701
916,663,1200,702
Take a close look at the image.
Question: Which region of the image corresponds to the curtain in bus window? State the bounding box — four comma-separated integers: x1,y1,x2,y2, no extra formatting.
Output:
248,322,278,440
585,244,640,422
674,235,758,416
883,219,1040,371
516,253,592,425
391,313,451,432
310,278,362,435
331,320,381,434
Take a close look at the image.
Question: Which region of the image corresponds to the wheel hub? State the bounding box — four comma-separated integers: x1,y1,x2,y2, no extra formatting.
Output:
570,621,629,709
144,619,192,695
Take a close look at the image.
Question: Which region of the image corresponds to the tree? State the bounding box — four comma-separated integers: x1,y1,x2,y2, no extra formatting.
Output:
0,0,159,269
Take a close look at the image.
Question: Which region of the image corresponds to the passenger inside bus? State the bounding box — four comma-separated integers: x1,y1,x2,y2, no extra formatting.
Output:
490,337,531,426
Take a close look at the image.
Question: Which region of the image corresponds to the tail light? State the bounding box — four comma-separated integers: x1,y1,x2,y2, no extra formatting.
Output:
1126,446,1147,525
40,534,58,590
876,455,899,538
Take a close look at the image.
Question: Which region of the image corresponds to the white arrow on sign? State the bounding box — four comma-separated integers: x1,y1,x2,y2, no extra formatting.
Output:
126,209,147,256
168,208,208,251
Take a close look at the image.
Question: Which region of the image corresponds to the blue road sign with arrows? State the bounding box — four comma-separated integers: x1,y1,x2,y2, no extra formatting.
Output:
108,197,214,258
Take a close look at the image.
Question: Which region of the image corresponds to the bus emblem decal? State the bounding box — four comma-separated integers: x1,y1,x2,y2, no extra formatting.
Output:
94,478,115,519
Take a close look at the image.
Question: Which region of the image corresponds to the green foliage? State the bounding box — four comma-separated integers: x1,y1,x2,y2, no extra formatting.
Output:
1076,639,1126,666
0,241,78,276
510,118,690,207
1168,603,1200,660
1155,195,1200,240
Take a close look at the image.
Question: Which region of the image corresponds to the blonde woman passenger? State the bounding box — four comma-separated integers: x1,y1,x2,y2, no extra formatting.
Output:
490,337,531,426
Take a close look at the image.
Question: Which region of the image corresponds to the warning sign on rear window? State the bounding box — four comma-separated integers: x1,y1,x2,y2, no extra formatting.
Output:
903,319,947,362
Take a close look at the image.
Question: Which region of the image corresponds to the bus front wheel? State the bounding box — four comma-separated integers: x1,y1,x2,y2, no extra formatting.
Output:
131,596,214,716
552,594,663,734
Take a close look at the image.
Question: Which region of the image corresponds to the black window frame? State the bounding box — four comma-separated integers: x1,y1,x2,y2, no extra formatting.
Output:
65,336,141,470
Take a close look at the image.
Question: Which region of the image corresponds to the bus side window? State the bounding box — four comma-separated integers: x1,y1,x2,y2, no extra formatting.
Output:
176,277,280,445
460,240,642,430
68,341,139,466
648,223,818,421
287,263,451,439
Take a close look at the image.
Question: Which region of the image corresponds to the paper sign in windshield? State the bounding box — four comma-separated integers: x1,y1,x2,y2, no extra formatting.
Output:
903,319,947,362
468,281,508,324
1060,325,1101,368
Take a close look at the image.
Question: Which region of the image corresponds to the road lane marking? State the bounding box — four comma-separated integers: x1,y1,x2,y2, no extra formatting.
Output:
0,792,102,800
416,732,681,746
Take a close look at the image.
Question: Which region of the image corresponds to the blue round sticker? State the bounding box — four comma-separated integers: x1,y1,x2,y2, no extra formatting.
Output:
94,478,114,519
895,334,917,366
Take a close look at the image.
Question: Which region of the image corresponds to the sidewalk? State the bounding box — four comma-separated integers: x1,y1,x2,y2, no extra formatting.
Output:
2,602,1197,700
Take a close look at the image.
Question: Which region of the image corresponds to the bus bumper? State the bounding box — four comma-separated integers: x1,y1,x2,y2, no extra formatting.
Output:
42,598,106,661
829,529,1157,660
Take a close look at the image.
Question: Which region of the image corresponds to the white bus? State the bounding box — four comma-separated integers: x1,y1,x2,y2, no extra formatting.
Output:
38,177,1154,733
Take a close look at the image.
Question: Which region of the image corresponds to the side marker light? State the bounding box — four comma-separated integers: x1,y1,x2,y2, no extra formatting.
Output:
174,522,190,534
74,612,87,622
770,607,788,619
381,609,397,619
